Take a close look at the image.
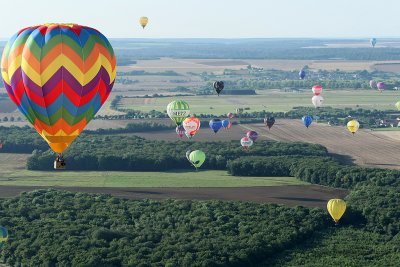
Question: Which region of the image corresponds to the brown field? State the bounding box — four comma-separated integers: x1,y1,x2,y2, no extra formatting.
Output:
373,63,400,73
0,184,348,208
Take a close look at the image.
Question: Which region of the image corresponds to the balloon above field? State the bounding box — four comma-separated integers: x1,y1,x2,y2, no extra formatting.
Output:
213,81,224,95
188,150,206,169
312,95,324,108
312,85,323,96
183,116,200,139
139,17,149,29
222,119,230,129
240,137,253,150
167,100,190,126
246,131,258,142
369,80,377,89
347,119,359,135
209,119,223,133
0,227,8,247
302,115,313,128
327,199,346,224
370,38,377,48
299,69,306,80
1,24,116,155
376,82,385,92
227,112,234,119
176,125,185,138
264,117,275,129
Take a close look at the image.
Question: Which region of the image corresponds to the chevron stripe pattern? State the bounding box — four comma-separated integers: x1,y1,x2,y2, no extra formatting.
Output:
1,24,116,153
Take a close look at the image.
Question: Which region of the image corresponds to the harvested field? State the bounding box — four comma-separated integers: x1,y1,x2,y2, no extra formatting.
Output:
0,185,348,208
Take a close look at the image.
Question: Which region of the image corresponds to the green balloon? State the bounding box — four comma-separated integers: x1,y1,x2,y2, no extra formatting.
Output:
167,100,190,126
189,150,206,169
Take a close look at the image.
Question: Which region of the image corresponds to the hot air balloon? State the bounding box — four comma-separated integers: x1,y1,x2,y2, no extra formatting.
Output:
139,17,149,29
347,119,359,135
222,119,230,129
370,38,377,48
246,131,258,142
240,137,253,150
213,81,224,96
176,125,185,138
188,150,206,169
302,115,313,128
312,85,323,96
182,116,200,139
327,199,346,225
395,101,400,111
1,24,116,166
0,227,8,247
227,112,234,119
227,121,233,129
369,80,377,89
167,100,190,126
376,82,385,92
186,150,191,161
264,117,275,129
299,69,306,80
312,95,324,108
209,119,223,133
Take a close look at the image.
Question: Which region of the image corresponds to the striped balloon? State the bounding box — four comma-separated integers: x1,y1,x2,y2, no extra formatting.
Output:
166,100,190,126
1,24,116,153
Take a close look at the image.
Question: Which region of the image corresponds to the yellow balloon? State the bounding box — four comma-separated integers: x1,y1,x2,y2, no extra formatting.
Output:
139,17,148,29
347,119,359,135
327,199,346,224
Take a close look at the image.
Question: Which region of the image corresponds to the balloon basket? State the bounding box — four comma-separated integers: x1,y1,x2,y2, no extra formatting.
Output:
54,158,66,170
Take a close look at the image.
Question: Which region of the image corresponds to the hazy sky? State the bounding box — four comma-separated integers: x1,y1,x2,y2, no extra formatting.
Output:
0,0,398,39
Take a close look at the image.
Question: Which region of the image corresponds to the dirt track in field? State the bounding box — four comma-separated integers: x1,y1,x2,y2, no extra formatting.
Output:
0,185,348,208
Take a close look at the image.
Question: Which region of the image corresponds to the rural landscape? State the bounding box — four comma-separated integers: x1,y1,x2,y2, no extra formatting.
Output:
0,1,399,266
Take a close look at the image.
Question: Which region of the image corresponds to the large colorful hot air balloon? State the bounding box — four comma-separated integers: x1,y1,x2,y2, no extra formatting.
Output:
209,119,223,133
240,137,253,150
1,24,116,159
188,150,206,169
312,85,323,96
0,227,8,247
347,119,359,135
327,199,346,225
370,38,377,48
264,117,275,129
312,95,324,108
369,80,377,89
302,115,313,128
176,125,185,138
376,82,385,92
182,116,200,139
246,131,258,142
139,17,149,29
299,69,306,80
167,100,190,126
213,81,224,96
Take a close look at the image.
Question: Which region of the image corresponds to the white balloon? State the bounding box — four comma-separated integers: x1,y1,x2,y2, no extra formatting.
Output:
312,95,324,108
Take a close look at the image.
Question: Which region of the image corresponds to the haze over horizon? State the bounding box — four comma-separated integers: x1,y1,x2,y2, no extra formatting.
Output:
0,0,398,39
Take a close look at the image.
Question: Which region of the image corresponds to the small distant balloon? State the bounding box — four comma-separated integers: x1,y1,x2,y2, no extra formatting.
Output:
240,137,253,150
299,69,306,80
312,95,324,108
222,119,230,129
347,119,360,135
213,81,224,96
376,82,385,92
370,38,377,48
246,131,258,142
209,119,223,133
312,85,323,96
176,125,185,138
227,112,234,119
139,17,149,29
327,199,346,225
188,150,206,169
369,80,377,89
302,115,313,128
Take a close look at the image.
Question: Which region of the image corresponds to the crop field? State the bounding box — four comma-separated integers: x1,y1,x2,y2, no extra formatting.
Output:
118,90,400,114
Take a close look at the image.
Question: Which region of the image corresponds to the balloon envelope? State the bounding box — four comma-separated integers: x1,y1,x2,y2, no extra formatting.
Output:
209,119,223,133
1,24,116,154
213,81,224,95
167,100,190,126
302,115,313,128
264,117,275,129
222,119,230,129
182,116,200,138
312,95,324,108
227,112,234,119
299,69,306,79
246,131,258,142
240,137,253,150
312,85,323,96
369,80,377,89
370,38,377,47
189,150,206,168
376,82,385,92
327,199,346,223
139,17,148,28
347,119,359,134
176,125,185,138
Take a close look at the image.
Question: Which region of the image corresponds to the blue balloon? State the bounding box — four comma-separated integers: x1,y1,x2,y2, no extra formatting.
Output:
302,115,313,128
222,119,230,129
209,119,223,133
299,69,306,79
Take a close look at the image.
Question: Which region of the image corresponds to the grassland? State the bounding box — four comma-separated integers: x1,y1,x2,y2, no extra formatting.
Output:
118,90,400,115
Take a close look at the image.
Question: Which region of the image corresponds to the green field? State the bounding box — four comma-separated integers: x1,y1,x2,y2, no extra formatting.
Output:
0,170,305,187
119,90,400,115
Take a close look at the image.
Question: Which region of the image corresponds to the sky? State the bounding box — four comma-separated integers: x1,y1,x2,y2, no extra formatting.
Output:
0,0,398,39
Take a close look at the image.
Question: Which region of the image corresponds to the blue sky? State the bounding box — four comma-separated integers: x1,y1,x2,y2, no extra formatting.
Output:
0,0,398,39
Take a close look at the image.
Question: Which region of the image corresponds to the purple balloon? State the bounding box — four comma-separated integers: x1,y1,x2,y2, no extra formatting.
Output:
377,82,385,91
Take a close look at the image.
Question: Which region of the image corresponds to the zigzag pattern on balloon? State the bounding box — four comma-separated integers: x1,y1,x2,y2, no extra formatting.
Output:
1,24,116,153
